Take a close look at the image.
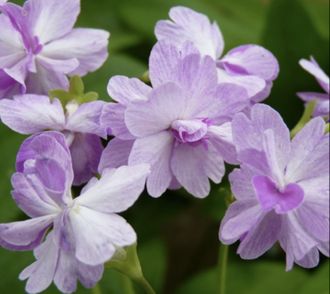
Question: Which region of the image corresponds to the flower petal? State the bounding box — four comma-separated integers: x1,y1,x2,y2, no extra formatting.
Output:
155,6,224,59
171,142,225,198
42,28,110,76
237,211,281,259
24,0,80,44
0,215,54,250
0,94,65,134
69,133,104,186
129,131,173,197
220,45,279,81
98,138,134,172
66,100,107,138
107,75,151,104
69,207,136,266
76,164,149,214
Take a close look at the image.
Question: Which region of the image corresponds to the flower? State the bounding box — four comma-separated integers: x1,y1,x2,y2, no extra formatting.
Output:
219,104,329,270
0,0,109,98
0,131,150,293
297,57,329,118
0,94,107,185
155,6,279,102
120,51,249,198
99,41,198,172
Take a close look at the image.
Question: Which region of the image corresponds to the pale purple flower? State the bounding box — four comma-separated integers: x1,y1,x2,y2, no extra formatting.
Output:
111,51,249,198
0,94,107,185
155,6,279,102
219,104,329,270
0,131,150,293
0,0,109,98
297,57,329,118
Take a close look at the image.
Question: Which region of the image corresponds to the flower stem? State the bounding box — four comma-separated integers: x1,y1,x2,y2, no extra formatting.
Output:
218,243,229,294
134,277,156,294
91,283,102,294
290,101,316,138
120,274,135,294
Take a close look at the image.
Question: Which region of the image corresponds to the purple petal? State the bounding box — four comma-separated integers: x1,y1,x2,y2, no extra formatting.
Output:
220,45,279,81
23,0,80,44
286,118,328,183
0,215,54,250
252,175,304,214
0,94,65,134
171,142,225,198
149,41,182,87
107,75,151,104
217,68,266,99
101,102,135,140
212,83,249,119
37,55,79,75
237,211,281,259
19,233,59,294
175,54,218,100
207,123,238,164
299,57,329,93
69,133,103,186
232,104,291,171
0,13,25,68
98,138,134,172
279,213,319,265
53,244,104,293
129,131,174,197
42,28,110,76
66,100,107,138
229,166,257,201
155,6,224,59
296,202,329,242
75,164,149,214
295,248,320,269
16,132,73,190
219,200,261,244
11,173,61,217
25,64,69,95
125,83,189,137
69,207,136,266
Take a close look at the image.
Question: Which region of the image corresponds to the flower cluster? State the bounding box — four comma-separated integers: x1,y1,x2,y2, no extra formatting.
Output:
0,2,329,294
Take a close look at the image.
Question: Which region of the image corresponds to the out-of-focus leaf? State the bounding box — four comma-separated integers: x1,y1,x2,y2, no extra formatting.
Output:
299,262,330,294
137,238,167,293
176,260,308,294
300,0,329,40
0,250,33,293
0,126,24,222
83,53,147,100
118,0,270,49
262,0,329,128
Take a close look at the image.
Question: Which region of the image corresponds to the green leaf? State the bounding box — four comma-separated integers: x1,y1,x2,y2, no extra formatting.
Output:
299,262,330,294
0,125,24,222
177,260,309,294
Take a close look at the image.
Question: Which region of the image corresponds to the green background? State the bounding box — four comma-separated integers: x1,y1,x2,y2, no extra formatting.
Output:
0,0,329,293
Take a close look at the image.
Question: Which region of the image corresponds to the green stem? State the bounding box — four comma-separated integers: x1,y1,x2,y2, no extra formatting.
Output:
218,243,229,294
290,101,316,138
134,277,156,294
120,274,135,294
91,283,102,294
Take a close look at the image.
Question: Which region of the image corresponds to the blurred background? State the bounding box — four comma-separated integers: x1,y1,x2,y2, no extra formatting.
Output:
0,0,329,293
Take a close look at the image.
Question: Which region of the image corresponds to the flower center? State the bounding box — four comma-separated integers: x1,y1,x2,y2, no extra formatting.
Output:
252,175,304,214
171,119,208,143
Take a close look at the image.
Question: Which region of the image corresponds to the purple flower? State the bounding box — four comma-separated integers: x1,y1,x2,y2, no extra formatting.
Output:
0,131,150,293
114,52,249,198
0,94,107,185
219,104,329,270
0,0,109,98
297,57,329,118
155,6,279,102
